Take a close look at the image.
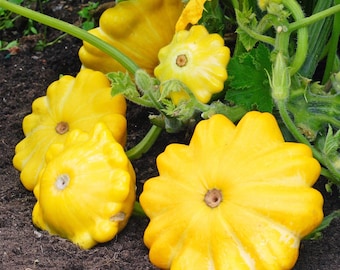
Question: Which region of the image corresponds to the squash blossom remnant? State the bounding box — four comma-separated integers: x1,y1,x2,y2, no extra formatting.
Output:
204,188,223,208
55,174,70,190
176,0,209,31
176,54,188,67
55,122,69,135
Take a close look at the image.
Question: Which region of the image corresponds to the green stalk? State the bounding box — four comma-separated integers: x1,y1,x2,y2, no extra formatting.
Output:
282,0,308,75
124,96,155,108
277,101,319,158
126,125,163,160
235,18,276,46
0,0,139,74
145,90,166,113
277,100,340,183
133,201,146,217
240,25,276,46
289,4,340,32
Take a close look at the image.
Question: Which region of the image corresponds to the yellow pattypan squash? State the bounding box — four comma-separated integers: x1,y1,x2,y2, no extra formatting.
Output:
78,0,185,75
32,122,136,249
154,25,230,105
13,69,127,191
140,111,324,270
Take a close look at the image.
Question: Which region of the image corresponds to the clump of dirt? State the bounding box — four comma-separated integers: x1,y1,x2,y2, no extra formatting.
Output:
1,1,339,269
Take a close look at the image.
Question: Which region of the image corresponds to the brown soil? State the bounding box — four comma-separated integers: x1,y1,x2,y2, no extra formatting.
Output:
1,1,339,269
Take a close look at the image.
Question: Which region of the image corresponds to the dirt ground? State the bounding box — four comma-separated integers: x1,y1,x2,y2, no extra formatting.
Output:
0,1,339,269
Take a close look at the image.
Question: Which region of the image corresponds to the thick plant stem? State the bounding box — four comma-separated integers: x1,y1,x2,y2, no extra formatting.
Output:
289,4,340,32
0,0,139,74
277,101,318,156
289,27,308,75
133,201,146,217
284,2,340,76
239,25,276,46
126,125,163,160
282,0,308,75
277,100,340,184
235,7,276,46
288,3,340,79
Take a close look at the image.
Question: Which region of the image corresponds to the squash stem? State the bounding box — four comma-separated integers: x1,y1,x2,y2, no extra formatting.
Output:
281,0,308,75
133,201,146,217
126,125,163,160
277,101,318,157
235,10,276,47
288,4,340,32
0,0,140,74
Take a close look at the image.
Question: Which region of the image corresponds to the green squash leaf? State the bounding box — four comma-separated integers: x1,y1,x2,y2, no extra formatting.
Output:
225,43,273,112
